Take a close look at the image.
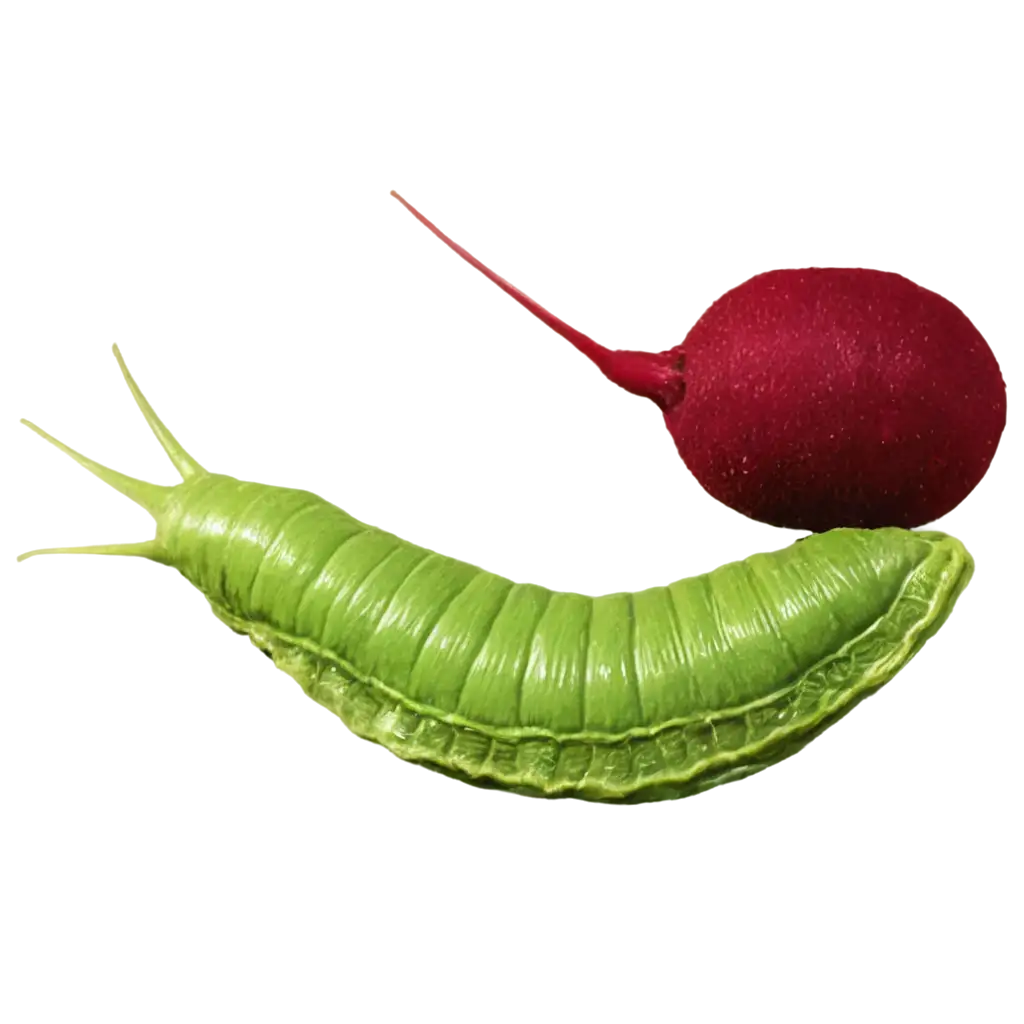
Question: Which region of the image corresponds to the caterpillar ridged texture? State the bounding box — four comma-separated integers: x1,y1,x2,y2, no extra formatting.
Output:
18,348,973,802
188,484,969,800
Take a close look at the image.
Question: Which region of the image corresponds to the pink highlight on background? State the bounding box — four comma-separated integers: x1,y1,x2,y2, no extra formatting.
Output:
387,186,1019,528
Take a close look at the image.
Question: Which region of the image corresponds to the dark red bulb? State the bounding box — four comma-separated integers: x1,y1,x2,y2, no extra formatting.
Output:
393,192,1006,531
663,268,1005,529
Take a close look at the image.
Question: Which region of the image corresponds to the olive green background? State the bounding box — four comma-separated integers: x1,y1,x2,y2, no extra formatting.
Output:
2,9,1024,1024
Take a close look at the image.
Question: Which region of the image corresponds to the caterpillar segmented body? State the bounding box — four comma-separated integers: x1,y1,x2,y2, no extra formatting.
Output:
18,349,973,802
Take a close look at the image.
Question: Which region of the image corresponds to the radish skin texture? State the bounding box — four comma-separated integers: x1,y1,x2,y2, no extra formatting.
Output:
393,192,1006,532
667,267,1006,531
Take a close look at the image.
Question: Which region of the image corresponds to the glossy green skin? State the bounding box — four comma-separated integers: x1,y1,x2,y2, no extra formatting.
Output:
159,474,971,801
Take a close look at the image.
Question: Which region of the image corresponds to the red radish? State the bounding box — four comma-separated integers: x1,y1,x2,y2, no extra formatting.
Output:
392,191,1006,532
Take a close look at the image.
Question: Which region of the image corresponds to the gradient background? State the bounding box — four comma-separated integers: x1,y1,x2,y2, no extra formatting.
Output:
2,9,1024,1024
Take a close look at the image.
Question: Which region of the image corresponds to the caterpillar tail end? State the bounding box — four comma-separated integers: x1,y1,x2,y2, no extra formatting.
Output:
110,345,205,479
20,418,172,518
14,411,173,573
15,540,165,573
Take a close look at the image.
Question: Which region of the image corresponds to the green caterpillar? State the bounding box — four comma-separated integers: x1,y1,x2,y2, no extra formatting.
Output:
19,348,973,802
